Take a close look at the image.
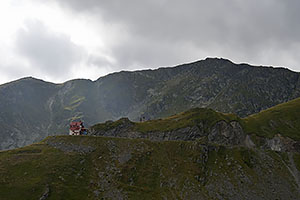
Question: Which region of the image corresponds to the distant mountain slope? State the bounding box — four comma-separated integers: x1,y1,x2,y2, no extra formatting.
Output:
1,57,300,150
0,78,59,149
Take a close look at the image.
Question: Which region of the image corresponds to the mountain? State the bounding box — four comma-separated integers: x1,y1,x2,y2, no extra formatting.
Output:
1,58,300,150
1,98,300,199
89,96,300,152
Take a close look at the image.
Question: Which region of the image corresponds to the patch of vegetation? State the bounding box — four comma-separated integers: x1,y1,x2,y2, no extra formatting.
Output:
0,142,92,200
64,96,86,111
134,108,241,133
91,117,133,131
293,153,300,172
91,107,241,134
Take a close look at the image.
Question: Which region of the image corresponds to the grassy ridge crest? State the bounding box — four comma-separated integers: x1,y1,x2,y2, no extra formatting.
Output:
243,97,300,140
91,97,300,141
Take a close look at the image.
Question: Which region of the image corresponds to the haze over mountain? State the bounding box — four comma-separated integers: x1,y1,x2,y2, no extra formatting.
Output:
1,58,300,150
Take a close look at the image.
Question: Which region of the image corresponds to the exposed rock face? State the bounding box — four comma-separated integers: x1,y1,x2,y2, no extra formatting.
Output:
266,135,284,151
39,185,50,200
90,118,135,138
90,120,247,146
208,121,245,145
90,119,300,154
244,135,256,148
264,134,300,153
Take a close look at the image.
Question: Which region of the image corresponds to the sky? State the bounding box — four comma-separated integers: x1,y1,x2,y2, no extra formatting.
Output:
1,0,300,84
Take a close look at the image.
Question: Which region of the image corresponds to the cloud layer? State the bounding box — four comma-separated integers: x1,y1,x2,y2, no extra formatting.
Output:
58,0,300,68
1,0,300,84
16,20,83,79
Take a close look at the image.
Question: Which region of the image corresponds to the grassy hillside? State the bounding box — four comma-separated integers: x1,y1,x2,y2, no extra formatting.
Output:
1,136,300,200
2,98,300,199
244,97,300,140
133,108,241,133
92,97,300,142
91,108,241,133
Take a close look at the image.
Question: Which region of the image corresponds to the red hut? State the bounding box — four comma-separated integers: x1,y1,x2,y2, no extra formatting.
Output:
69,121,87,135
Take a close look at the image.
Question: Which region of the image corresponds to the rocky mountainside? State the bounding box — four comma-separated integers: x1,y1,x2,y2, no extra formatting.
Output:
1,98,300,199
90,96,300,152
1,57,300,150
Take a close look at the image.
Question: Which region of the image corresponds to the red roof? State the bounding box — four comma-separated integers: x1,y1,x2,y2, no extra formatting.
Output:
70,121,83,126
70,121,84,131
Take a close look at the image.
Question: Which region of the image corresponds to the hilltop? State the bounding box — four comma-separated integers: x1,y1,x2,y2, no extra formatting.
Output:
1,57,300,150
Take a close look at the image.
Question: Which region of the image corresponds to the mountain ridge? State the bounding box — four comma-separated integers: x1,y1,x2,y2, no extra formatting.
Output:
89,97,300,152
6,57,294,85
1,57,300,150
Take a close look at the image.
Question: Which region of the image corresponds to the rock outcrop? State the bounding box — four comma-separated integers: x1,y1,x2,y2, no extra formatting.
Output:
90,119,247,145
208,121,245,145
89,118,300,153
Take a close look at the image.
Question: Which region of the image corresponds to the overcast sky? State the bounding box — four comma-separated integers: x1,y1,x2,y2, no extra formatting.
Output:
1,0,300,84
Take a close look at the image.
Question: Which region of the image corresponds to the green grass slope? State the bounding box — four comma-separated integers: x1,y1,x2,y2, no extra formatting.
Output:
244,97,300,140
91,97,300,142
1,136,300,199
133,108,241,133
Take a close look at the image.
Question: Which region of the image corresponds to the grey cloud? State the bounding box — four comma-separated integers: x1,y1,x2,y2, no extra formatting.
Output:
59,0,300,44
87,54,112,67
51,0,300,70
15,20,84,79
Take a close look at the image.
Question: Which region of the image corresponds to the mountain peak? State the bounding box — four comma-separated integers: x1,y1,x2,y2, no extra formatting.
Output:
14,76,46,83
204,57,233,63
